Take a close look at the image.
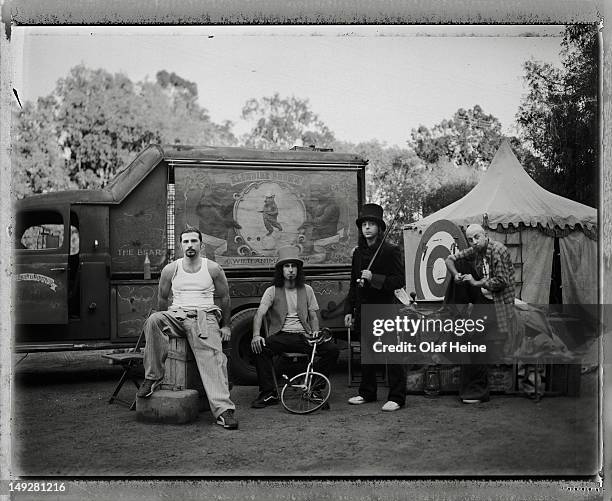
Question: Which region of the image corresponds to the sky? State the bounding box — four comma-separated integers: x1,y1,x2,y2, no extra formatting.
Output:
12,25,564,147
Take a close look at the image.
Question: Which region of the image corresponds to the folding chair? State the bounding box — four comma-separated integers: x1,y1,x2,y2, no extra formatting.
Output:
102,328,145,411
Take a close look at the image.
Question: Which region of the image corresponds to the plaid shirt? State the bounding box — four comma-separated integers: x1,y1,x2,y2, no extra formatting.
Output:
454,239,515,334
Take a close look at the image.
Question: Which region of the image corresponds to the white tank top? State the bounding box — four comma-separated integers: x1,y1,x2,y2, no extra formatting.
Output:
171,258,215,309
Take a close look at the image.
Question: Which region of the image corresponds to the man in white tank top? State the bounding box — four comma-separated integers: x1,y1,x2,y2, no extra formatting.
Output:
137,226,238,430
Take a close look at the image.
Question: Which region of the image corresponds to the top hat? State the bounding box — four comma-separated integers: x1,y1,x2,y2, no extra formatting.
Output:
275,246,304,269
356,203,386,232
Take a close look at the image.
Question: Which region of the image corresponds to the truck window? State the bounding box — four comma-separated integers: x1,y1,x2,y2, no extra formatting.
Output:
17,211,64,250
16,211,79,255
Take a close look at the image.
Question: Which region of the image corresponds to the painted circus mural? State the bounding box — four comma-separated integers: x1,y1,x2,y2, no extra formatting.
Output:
174,167,359,267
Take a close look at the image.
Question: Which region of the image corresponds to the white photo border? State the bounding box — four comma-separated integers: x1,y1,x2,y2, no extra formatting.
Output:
0,0,608,499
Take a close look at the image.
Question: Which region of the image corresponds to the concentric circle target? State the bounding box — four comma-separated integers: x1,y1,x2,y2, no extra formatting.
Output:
413,220,468,300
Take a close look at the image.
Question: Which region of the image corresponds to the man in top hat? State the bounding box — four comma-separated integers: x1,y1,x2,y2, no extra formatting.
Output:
344,203,406,412
250,246,340,408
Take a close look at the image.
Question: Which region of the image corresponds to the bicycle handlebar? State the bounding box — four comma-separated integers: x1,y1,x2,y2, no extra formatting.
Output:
303,328,333,345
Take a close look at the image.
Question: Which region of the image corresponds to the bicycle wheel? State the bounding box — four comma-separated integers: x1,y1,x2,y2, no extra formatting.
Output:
280,371,331,415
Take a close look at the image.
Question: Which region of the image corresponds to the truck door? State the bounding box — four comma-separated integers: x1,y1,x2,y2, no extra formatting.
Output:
14,207,71,324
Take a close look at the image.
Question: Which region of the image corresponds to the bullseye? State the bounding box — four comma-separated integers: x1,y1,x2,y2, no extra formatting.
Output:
414,220,468,300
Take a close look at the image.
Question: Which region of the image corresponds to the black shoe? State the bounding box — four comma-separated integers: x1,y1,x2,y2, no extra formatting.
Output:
251,391,279,409
216,409,239,430
136,378,162,398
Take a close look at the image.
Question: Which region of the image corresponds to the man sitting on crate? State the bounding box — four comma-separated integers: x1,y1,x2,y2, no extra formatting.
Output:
136,226,238,430
250,246,340,409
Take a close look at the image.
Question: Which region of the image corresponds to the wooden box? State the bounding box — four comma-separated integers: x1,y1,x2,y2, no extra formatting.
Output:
406,364,516,394
406,363,580,397
161,337,205,395
544,364,582,397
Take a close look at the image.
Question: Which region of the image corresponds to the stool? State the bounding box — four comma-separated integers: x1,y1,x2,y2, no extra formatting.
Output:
271,352,309,391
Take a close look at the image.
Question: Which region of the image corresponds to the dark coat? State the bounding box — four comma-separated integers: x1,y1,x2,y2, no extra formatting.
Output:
344,239,405,329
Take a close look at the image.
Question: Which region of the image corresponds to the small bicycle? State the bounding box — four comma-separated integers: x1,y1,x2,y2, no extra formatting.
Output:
279,328,333,414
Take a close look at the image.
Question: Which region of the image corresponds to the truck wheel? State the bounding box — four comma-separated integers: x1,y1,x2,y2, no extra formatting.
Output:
229,308,259,386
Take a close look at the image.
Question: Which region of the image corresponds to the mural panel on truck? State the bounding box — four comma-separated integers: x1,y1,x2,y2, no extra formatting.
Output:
110,165,168,275
174,167,359,267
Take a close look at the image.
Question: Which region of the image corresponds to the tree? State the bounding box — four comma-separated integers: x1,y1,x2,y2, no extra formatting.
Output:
406,106,548,217
52,65,161,189
241,93,335,149
155,70,198,105
12,65,237,197
141,72,236,147
516,24,598,206
333,139,434,243
12,98,77,198
408,105,505,171
421,161,480,216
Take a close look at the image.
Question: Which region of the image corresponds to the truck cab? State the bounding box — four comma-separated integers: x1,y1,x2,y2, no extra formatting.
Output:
13,144,367,384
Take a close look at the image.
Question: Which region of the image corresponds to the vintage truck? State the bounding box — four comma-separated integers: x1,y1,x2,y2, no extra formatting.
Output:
13,144,367,384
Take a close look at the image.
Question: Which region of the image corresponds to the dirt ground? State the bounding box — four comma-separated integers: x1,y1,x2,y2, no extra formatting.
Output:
9,349,599,477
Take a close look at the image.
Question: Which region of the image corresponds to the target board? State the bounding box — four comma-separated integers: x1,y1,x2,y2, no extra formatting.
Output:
413,219,468,301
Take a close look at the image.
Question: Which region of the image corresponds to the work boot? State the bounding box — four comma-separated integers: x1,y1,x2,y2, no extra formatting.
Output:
136,378,162,398
216,409,239,430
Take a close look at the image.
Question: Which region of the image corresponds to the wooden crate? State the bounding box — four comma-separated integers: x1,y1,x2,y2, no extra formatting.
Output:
161,337,205,395
406,365,516,394
406,363,580,397
545,364,582,397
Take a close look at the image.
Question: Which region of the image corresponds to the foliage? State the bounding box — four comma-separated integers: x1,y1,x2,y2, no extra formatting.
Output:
332,139,434,244
241,93,335,149
12,65,236,197
516,24,598,206
51,66,160,189
12,98,77,199
422,180,475,217
421,162,481,216
155,70,198,103
408,105,505,171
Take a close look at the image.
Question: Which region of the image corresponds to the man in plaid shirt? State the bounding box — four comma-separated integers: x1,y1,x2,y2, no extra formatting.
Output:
445,223,516,403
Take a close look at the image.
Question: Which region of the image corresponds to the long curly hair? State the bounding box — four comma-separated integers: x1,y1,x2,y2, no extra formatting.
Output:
273,263,305,287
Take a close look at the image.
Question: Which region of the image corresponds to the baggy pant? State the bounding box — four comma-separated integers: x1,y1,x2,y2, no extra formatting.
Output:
143,310,235,418
459,300,506,401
